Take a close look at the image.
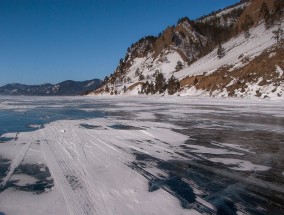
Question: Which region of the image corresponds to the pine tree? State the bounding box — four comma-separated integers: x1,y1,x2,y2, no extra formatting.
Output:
105,85,109,93
175,61,183,72
259,2,272,29
244,30,251,39
110,77,116,85
141,81,150,95
153,70,160,77
138,73,145,81
167,75,180,95
149,82,155,94
141,82,146,94
135,68,140,77
274,0,284,18
154,72,166,94
103,76,109,84
217,44,225,59
272,3,284,42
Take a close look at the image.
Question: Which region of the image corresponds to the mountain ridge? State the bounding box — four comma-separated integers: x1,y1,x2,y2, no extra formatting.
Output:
0,79,102,96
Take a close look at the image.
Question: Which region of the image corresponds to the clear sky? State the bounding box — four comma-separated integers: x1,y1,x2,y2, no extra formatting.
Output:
0,0,240,86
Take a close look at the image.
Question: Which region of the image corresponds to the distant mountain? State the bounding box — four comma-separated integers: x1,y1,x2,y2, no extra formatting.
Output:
0,79,102,96
89,0,284,99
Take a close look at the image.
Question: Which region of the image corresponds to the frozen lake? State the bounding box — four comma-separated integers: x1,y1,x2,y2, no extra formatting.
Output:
0,96,284,215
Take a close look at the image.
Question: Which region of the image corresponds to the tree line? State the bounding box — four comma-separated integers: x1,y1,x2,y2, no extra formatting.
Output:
140,72,180,95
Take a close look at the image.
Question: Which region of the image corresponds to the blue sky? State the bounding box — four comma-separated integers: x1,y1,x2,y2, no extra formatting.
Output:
0,0,240,86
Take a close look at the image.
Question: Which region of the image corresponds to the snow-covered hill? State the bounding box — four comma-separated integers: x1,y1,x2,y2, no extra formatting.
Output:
178,23,284,99
89,0,284,99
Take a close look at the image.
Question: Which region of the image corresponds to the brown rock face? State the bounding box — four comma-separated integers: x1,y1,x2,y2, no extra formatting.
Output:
236,0,276,32
152,21,207,62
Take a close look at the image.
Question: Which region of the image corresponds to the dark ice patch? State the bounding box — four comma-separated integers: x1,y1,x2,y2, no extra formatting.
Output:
129,150,284,214
2,163,53,194
109,124,145,130
0,137,13,143
0,158,11,184
65,175,82,190
79,123,106,130
129,151,196,209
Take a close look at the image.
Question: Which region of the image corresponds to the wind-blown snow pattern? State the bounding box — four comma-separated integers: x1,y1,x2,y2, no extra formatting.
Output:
0,96,284,215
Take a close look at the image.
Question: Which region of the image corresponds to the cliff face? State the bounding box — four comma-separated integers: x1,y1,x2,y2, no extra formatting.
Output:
90,0,284,99
152,21,208,62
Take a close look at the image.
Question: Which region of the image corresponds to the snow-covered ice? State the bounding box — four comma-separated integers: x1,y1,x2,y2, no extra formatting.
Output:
208,158,270,172
0,96,283,215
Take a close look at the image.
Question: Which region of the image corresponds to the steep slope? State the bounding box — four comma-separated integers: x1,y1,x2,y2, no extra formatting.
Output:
0,79,102,96
178,0,284,98
89,0,283,99
179,28,284,98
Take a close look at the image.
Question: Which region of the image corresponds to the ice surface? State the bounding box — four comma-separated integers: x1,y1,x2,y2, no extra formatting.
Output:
184,144,244,155
0,96,283,215
211,141,254,154
208,158,270,171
